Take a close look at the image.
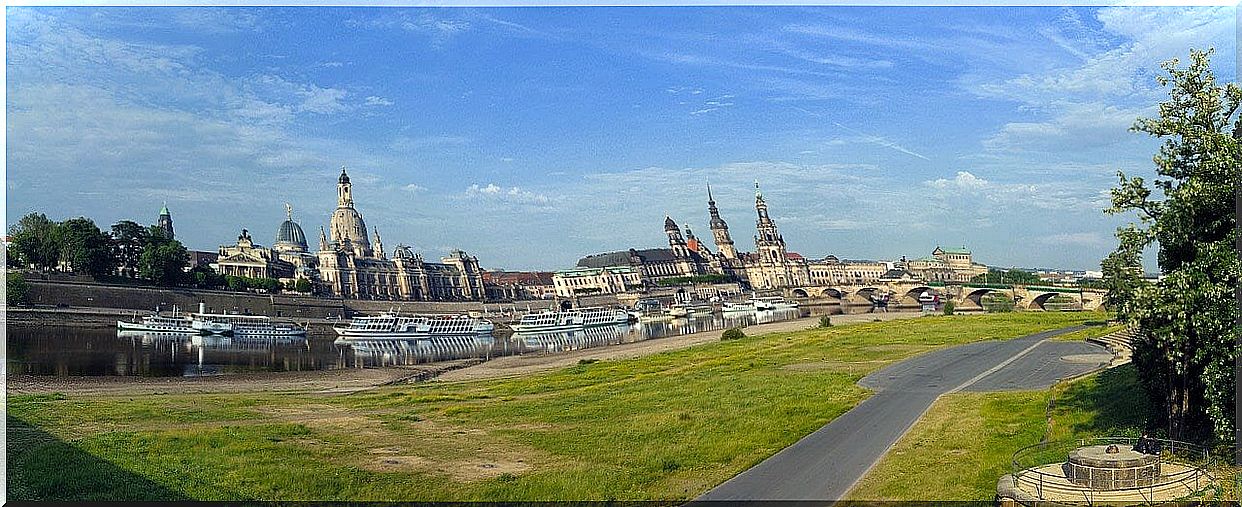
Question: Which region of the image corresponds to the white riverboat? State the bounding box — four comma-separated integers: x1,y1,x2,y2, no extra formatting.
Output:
750,296,797,311
192,313,306,337
117,312,196,334
510,307,627,333
334,313,494,340
722,301,755,313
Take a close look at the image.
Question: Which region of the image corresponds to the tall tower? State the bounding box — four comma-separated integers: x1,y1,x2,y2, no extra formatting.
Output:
328,166,373,257
665,216,690,258
373,227,386,259
156,202,175,239
753,181,788,264
707,183,737,259
337,167,353,207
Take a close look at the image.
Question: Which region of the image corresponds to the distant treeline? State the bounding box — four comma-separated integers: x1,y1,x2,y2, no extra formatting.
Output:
6,212,308,303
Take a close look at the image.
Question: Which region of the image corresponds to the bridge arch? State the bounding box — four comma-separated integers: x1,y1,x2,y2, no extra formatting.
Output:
791,288,810,298
1029,292,1082,311
902,286,938,304
964,287,1006,308
820,287,843,300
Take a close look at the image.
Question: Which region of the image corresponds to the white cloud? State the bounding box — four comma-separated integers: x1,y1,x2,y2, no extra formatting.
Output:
465,183,550,205
927,171,990,191
364,95,394,107
403,184,427,193
970,7,1234,155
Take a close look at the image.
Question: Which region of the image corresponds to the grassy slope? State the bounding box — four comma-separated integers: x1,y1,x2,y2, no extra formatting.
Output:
846,364,1146,501
8,311,1098,501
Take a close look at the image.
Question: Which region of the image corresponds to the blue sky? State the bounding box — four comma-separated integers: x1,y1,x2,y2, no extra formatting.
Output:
6,6,1236,271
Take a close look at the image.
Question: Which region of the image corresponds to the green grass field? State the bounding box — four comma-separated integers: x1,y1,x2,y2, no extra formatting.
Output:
8,311,1099,501
846,364,1146,501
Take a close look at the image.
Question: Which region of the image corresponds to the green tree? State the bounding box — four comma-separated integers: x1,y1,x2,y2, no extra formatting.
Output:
139,226,188,286
58,217,116,278
187,264,225,289
7,272,29,306
8,212,62,271
1105,49,1240,445
110,220,150,278
294,278,313,294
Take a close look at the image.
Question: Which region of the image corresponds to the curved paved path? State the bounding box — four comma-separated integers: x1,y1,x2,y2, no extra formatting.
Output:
697,325,1108,502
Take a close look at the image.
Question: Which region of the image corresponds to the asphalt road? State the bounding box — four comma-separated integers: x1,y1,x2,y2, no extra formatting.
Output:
696,325,1106,502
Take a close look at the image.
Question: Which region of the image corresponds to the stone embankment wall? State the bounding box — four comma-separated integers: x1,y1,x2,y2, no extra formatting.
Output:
23,280,620,320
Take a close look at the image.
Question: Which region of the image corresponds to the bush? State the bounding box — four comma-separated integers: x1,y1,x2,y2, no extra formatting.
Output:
7,271,28,306
818,315,832,328
577,358,598,365
942,301,955,315
721,327,746,341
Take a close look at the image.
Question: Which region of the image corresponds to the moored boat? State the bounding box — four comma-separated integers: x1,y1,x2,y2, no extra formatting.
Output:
511,307,627,333
117,313,196,334
334,313,494,339
722,301,755,313
193,313,306,337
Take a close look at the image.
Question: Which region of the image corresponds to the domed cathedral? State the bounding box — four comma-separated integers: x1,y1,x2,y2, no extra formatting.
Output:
274,203,308,253
216,203,319,285
328,167,373,258
315,167,486,301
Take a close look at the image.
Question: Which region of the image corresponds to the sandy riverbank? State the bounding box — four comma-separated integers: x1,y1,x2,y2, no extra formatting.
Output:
8,311,927,397
6,359,481,397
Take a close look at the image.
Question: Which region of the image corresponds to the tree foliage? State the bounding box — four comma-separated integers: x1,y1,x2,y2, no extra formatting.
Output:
139,227,188,286
58,217,116,277
1104,49,1240,446
7,272,28,306
110,220,150,278
9,212,62,271
970,269,1041,285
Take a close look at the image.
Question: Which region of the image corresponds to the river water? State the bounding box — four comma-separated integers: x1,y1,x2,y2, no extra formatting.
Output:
6,308,808,377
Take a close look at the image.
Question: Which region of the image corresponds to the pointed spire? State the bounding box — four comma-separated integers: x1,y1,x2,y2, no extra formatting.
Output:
755,180,762,198
707,181,714,203
160,201,170,215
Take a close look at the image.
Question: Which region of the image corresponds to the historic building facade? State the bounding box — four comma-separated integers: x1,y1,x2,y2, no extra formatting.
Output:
215,205,319,285
482,270,556,300
572,181,811,291
315,168,486,301
806,256,891,285
902,246,988,282
552,265,643,297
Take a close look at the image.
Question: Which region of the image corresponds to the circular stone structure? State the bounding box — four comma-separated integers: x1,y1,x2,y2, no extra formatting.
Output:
1064,445,1160,489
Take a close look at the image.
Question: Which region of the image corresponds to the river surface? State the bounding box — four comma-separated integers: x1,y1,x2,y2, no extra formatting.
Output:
7,308,810,377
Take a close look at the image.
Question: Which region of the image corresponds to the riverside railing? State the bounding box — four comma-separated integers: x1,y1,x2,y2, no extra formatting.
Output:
1010,437,1216,503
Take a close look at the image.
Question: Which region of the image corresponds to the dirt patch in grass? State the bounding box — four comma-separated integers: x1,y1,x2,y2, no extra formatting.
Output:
445,457,532,482
362,454,432,472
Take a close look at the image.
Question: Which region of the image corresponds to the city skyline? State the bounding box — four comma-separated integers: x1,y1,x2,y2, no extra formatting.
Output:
6,6,1236,271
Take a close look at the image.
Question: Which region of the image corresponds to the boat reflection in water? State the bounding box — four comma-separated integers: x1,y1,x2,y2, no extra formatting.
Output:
632,308,801,341
515,323,632,354
341,334,497,367
115,329,312,376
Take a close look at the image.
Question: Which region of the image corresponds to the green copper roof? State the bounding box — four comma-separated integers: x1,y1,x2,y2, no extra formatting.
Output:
159,202,170,215
938,246,970,254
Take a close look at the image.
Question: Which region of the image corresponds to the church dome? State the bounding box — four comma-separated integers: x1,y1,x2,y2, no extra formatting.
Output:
274,219,308,252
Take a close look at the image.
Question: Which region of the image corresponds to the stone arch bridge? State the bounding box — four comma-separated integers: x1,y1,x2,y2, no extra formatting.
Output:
784,282,1106,311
